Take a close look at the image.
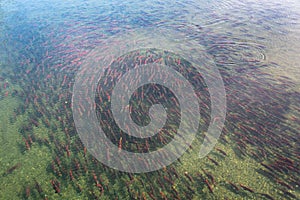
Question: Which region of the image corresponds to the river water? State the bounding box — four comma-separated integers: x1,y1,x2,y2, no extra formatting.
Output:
0,0,299,199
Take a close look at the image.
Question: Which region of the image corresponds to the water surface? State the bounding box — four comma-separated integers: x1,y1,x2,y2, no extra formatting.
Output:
0,0,299,199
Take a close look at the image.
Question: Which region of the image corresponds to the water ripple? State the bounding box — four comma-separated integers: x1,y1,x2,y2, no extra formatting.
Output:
207,41,267,72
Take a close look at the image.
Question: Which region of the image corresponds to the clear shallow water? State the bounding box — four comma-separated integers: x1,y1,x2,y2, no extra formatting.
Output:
0,0,299,199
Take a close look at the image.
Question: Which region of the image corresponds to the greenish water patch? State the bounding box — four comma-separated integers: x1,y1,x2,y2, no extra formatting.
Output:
0,95,52,199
